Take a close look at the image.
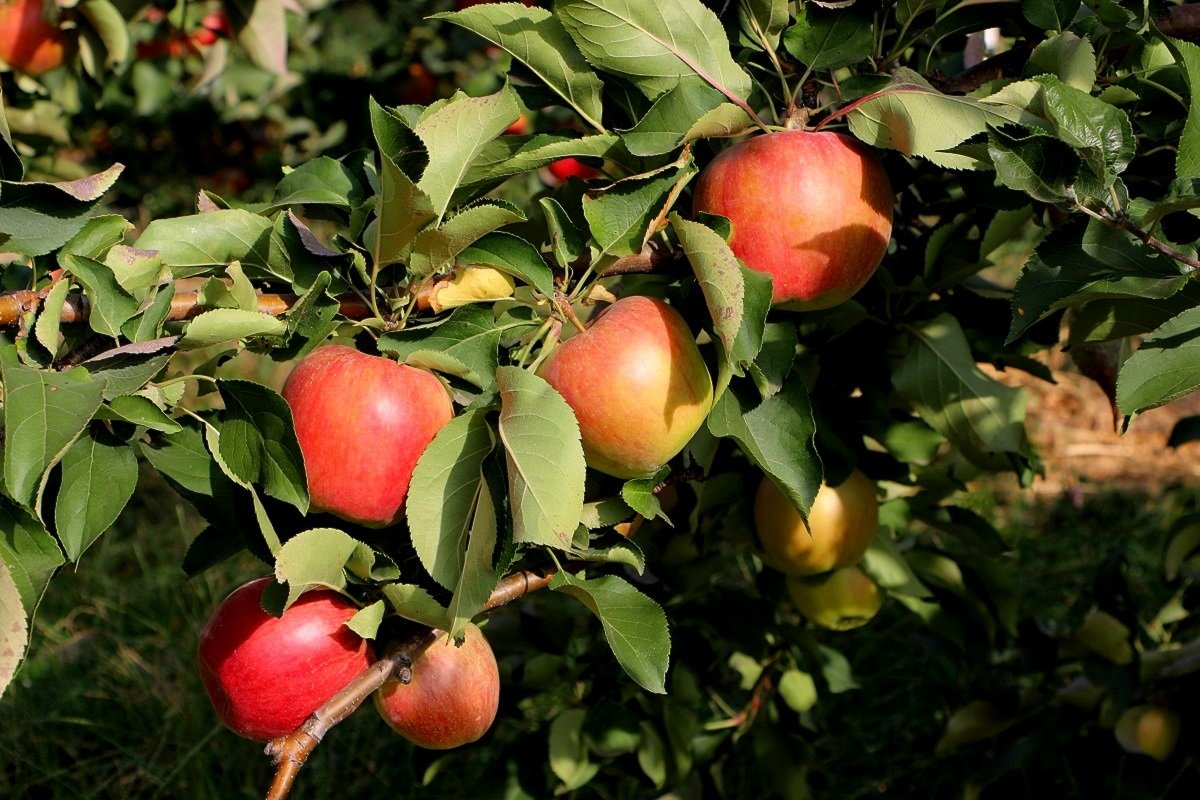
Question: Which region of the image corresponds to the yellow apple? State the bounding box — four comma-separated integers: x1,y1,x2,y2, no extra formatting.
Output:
754,470,879,576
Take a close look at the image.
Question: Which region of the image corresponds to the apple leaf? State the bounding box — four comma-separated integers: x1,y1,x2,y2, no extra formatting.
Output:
408,200,526,277
434,4,605,130
268,156,360,212
94,394,181,433
202,422,283,555
622,468,669,524
738,0,789,50
226,0,287,76
556,0,753,103
550,570,670,694
407,409,497,590
215,379,308,513
33,277,70,360
447,480,500,641
61,215,134,259
496,366,586,550
0,498,64,623
1116,306,1200,419
414,86,521,221
621,78,749,157
549,709,600,790
104,245,166,301
1164,517,1200,581
540,198,588,267
79,338,176,399
707,375,821,521
380,305,537,389
60,253,139,338
458,232,555,299
749,320,798,399
987,126,1078,203
670,213,744,399
580,497,636,529
894,314,1034,472
783,3,874,71
53,428,138,563
1029,32,1096,92
345,600,386,641
461,132,621,192
0,556,27,698
381,583,451,630
0,347,106,508
180,308,288,349
122,285,176,344
1162,37,1200,180
584,170,686,259
134,209,277,280
0,164,124,256
273,528,376,610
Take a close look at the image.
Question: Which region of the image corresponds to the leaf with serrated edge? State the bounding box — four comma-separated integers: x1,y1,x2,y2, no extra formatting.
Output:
550,570,670,693
273,528,372,609
54,429,138,562
217,379,309,513
180,309,287,349
457,232,555,298
381,583,451,629
671,214,743,398
448,482,500,640
1163,37,1200,180
496,366,586,549
407,410,496,589
409,201,526,277
346,600,385,641
1116,306,1200,418
0,559,27,698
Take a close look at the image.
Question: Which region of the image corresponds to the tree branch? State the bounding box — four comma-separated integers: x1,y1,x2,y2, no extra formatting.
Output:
262,567,557,800
1157,4,1200,40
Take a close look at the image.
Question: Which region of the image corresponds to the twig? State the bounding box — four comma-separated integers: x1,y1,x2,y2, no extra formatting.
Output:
1078,205,1200,272
704,653,782,733
598,241,683,278
262,567,557,800
554,291,589,334
1157,4,1200,40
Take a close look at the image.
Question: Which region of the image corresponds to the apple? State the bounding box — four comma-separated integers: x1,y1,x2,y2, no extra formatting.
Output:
398,62,438,105
0,0,66,75
692,130,893,309
546,157,600,182
503,113,530,136
374,623,500,749
1115,705,1181,761
787,565,883,630
282,344,453,528
754,469,878,576
197,577,375,741
538,295,713,478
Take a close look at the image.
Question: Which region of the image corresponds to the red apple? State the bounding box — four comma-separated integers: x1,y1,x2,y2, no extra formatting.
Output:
692,130,893,309
398,62,438,105
374,623,500,749
0,0,66,75
282,344,453,528
546,157,599,182
538,295,713,478
197,577,375,741
503,113,530,136
755,469,879,576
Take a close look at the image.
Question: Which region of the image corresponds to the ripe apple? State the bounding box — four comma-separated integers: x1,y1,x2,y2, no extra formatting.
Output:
398,62,438,105
282,344,453,528
538,295,713,478
197,577,375,741
787,565,883,630
754,469,879,576
374,623,500,749
0,0,66,75
692,130,893,309
546,157,600,182
503,113,530,136
1115,705,1181,761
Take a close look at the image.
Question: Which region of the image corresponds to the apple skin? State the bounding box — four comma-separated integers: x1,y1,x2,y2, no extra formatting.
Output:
0,0,66,75
282,344,453,528
538,296,713,479
1115,705,1181,761
692,130,893,309
197,577,375,742
547,157,599,182
787,565,883,630
374,623,500,749
755,469,879,576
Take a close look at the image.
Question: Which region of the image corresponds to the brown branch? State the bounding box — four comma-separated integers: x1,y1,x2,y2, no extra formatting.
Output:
1157,4,1200,40
1088,206,1200,272
262,567,558,800
598,241,683,277
0,290,374,328
931,43,1034,95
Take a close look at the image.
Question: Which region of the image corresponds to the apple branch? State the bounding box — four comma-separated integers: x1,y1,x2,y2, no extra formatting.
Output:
262,567,557,800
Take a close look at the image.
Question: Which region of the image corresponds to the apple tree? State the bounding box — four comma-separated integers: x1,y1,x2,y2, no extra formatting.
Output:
2,1,1200,797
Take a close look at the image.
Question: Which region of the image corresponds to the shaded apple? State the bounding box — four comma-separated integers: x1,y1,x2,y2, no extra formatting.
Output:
546,156,600,182
693,130,893,309
787,565,883,630
1115,705,1181,761
755,470,879,576
282,344,453,528
0,0,66,75
374,623,499,749
197,577,374,741
539,296,713,478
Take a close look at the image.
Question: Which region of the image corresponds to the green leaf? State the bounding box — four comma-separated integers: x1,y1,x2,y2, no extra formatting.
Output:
783,4,874,71
987,126,1078,203
60,253,139,338
346,600,386,641
447,479,500,640
270,156,359,211
1116,306,1200,417
621,78,748,157
457,232,555,298
104,245,166,301
580,497,636,529
584,170,685,258
1069,286,1200,345
0,348,106,507
1162,37,1200,180
135,210,277,280
0,556,27,698
550,570,670,694
894,314,1034,471
96,394,182,433
556,0,753,102
1139,177,1200,231
409,201,526,277
123,285,176,343
380,583,451,629
549,709,600,790
227,0,288,75
540,198,588,267
370,100,437,268
273,528,373,609
1030,74,1134,188
77,0,131,70
622,470,669,523
79,338,177,399
216,380,308,513
33,278,70,359
671,214,744,398
414,86,522,220
707,375,821,521
53,428,138,562
1022,0,1081,30
407,410,497,589
1029,31,1096,92
60,215,134,259
496,366,586,549
738,0,789,50
380,305,534,389
434,4,605,130
0,498,64,620
180,309,288,349
461,132,621,191
0,165,124,256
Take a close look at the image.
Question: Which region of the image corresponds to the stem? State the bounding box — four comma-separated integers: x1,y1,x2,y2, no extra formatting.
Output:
1076,204,1200,272
263,567,557,800
555,291,588,334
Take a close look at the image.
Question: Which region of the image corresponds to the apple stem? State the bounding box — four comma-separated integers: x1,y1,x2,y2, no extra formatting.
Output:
262,567,557,800
555,292,589,334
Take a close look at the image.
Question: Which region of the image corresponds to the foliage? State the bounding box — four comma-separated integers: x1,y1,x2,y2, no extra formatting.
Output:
1,0,1199,797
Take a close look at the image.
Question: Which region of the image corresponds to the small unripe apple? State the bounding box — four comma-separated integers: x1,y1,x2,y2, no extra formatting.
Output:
787,566,882,630
1115,705,1181,761
754,470,878,576
539,296,713,478
374,623,500,749
282,345,453,528
197,577,375,741
0,0,66,75
693,130,893,309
